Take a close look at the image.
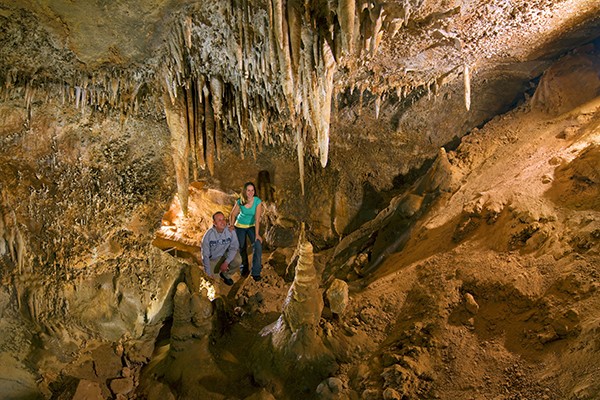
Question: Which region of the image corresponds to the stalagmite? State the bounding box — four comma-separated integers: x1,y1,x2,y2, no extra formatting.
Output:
258,226,336,377
171,283,213,343
464,63,471,111
141,283,221,398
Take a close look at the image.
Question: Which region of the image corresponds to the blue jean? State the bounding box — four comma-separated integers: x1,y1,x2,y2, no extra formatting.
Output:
235,227,262,276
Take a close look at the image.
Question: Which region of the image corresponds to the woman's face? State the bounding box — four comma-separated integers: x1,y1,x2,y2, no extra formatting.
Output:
245,185,255,199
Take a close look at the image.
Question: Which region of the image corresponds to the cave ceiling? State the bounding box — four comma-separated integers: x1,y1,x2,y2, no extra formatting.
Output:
1,0,600,188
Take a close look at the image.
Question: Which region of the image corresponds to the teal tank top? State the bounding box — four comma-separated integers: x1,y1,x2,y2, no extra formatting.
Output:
235,197,262,228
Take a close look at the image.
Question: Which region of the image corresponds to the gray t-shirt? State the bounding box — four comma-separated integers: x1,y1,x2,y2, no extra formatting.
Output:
200,226,239,276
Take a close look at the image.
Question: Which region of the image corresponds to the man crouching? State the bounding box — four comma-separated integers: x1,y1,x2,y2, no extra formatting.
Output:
200,211,242,286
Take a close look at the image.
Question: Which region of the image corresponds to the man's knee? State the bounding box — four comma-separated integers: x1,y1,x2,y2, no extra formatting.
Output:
231,253,242,267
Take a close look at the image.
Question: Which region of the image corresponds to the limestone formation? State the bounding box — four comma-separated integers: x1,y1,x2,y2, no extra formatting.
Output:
170,282,213,343
139,283,222,399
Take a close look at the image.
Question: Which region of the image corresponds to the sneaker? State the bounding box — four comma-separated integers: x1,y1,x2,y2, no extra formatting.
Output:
252,275,261,282
240,266,250,277
219,272,234,286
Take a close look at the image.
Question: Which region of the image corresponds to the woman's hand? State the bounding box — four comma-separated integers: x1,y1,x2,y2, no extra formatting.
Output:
256,233,263,242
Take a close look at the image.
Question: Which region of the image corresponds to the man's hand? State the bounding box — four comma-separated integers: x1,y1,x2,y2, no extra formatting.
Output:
220,262,229,272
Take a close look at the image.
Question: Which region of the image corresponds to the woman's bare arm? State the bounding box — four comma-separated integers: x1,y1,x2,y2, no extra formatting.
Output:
255,202,263,241
229,202,240,230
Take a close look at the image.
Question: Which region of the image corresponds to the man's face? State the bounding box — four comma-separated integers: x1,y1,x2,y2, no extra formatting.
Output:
213,213,227,232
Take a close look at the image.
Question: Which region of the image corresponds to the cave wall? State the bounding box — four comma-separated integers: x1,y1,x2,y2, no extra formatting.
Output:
0,98,185,394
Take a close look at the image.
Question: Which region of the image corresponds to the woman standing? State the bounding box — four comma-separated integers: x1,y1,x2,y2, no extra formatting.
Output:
229,182,263,281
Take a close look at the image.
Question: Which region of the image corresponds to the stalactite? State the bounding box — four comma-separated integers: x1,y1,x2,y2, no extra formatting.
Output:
249,111,258,152
338,0,356,56
195,76,206,170
234,1,244,84
282,33,296,117
144,2,385,178
203,84,215,176
184,15,193,49
241,1,250,75
16,228,25,275
248,111,258,160
403,0,412,25
209,76,224,160
24,81,34,117
287,0,302,78
318,39,336,168
272,0,284,52
299,54,312,127
361,3,372,55
184,79,197,181
370,4,385,55
164,70,177,105
464,63,471,111
163,92,190,216
75,86,81,109
297,126,305,195
234,89,243,147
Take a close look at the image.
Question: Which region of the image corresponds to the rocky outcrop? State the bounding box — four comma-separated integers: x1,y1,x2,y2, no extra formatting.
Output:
532,49,600,116
326,279,349,316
